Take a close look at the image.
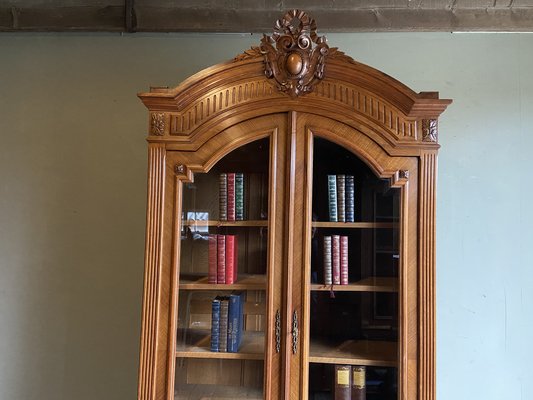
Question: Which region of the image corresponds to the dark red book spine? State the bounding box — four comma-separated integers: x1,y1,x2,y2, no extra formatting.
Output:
208,234,218,284
332,235,341,285
225,235,236,284
334,365,351,400
340,235,348,285
227,173,236,221
217,235,226,284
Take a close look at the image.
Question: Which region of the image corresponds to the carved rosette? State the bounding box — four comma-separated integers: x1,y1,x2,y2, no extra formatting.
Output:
422,119,438,142
150,112,166,136
259,10,329,97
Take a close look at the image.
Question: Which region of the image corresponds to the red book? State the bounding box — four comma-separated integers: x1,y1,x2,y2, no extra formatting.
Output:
208,234,218,284
225,235,238,284
340,236,348,285
217,235,226,284
227,173,236,221
332,235,340,285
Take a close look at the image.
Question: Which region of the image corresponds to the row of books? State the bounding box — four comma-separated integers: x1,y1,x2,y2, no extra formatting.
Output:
334,365,366,400
208,234,238,284
328,175,355,222
323,235,349,285
210,292,245,353
219,172,245,221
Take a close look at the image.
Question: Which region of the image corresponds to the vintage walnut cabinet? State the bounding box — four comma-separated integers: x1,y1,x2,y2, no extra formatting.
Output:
137,10,450,400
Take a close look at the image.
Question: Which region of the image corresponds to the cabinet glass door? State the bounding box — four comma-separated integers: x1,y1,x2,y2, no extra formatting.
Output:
306,138,400,400
175,138,270,399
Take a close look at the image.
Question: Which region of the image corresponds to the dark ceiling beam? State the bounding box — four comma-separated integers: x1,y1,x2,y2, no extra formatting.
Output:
1,4,533,32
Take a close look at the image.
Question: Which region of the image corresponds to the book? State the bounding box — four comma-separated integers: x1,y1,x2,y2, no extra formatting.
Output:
351,366,366,400
340,235,349,285
208,234,218,284
337,174,346,222
210,297,221,352
345,175,355,222
217,235,226,284
332,235,341,285
227,172,236,221
225,235,238,285
328,175,338,222
323,236,332,285
219,297,229,352
334,365,352,400
227,291,245,352
219,173,227,221
235,172,244,220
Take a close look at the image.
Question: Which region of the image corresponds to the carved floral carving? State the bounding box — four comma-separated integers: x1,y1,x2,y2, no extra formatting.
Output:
150,112,165,136
422,119,438,142
259,10,329,97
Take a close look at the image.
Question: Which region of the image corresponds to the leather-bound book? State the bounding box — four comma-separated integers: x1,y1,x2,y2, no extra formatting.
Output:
328,175,338,222
219,173,227,221
345,175,355,222
340,235,349,285
334,365,351,400
225,235,237,284
217,235,226,284
337,174,346,222
323,236,332,285
208,234,218,284
332,235,341,285
227,172,236,221
235,172,244,220
351,366,366,400
218,297,229,352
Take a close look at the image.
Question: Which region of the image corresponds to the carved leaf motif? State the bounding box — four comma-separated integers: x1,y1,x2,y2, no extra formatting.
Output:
150,113,165,136
422,119,438,142
328,47,358,65
258,10,330,98
233,46,263,62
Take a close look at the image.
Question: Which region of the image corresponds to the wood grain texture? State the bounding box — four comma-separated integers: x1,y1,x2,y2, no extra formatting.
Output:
419,151,438,400
138,144,166,400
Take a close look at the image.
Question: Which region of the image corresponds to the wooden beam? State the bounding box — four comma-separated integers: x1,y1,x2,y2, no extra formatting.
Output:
1,4,533,32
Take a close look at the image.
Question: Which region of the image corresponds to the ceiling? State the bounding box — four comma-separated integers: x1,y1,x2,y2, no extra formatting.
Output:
1,0,532,32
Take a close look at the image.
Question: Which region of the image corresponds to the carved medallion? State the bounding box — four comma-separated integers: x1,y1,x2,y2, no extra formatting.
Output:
150,112,165,136
422,119,438,142
259,10,329,98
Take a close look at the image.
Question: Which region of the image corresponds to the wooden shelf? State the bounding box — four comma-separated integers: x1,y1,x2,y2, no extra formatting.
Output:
312,221,396,229
309,338,397,367
182,220,268,227
175,384,263,400
179,274,267,291
176,330,265,361
310,277,398,293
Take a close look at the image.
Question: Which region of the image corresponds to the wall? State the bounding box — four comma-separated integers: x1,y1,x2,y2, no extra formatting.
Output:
0,32,531,400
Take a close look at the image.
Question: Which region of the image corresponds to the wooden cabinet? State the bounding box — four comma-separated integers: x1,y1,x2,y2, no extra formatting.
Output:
137,10,450,400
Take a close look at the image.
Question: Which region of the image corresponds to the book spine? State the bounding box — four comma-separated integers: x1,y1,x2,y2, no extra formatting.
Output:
332,235,341,285
217,235,226,284
237,291,245,349
219,298,229,352
345,175,355,223
227,292,242,352
334,365,352,400
227,173,236,221
210,298,221,352
235,172,244,221
337,174,346,222
323,236,332,285
208,234,218,284
340,236,349,285
219,173,227,221
351,366,366,400
328,175,338,222
225,235,236,285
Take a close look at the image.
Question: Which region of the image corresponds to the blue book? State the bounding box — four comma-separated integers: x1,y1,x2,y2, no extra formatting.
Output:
345,175,355,222
210,297,222,352
227,291,245,352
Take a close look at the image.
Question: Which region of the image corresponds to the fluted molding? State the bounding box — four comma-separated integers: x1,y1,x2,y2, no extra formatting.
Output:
419,150,437,400
138,144,166,400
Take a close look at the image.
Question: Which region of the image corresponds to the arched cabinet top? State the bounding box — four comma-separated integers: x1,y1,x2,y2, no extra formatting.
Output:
139,10,451,156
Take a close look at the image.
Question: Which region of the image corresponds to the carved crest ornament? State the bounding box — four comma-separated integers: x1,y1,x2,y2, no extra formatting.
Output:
259,10,329,98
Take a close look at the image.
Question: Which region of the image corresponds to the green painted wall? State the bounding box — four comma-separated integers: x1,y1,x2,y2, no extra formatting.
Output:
0,32,531,399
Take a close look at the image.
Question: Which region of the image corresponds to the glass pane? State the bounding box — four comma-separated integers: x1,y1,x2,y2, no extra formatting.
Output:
308,137,399,399
176,138,269,399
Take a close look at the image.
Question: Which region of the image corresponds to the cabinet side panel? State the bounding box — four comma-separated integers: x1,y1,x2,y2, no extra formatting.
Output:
418,151,437,400
138,144,166,400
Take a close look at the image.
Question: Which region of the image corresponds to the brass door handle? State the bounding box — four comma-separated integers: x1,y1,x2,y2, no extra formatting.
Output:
291,310,299,354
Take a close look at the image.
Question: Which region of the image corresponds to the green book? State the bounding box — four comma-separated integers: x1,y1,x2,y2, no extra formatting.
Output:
235,173,244,220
